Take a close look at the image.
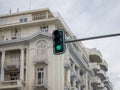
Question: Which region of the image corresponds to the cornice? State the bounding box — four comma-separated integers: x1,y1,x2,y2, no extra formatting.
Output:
0,31,52,45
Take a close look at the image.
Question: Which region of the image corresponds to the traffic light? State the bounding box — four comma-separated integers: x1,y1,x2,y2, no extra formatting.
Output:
52,30,66,55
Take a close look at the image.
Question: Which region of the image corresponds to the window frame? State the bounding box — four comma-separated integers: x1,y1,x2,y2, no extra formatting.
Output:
36,67,46,85
11,27,21,39
9,72,19,80
40,25,48,32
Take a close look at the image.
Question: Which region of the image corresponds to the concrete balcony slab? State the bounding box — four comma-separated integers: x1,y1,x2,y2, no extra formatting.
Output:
91,76,101,86
34,58,48,65
0,80,24,90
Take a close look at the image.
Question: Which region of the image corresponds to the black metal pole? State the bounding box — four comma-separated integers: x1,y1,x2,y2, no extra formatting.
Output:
65,33,120,43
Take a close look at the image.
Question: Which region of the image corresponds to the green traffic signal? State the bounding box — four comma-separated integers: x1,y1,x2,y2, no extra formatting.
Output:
56,45,62,51
52,30,66,55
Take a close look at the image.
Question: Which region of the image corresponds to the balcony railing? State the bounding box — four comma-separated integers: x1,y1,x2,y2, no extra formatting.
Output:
97,83,104,89
100,60,108,71
11,35,21,40
64,82,71,90
90,62,100,72
0,35,4,41
71,87,78,90
76,72,82,82
104,80,113,90
70,68,77,78
91,76,101,86
89,48,103,63
97,70,107,80
33,80,48,89
32,13,53,21
0,80,24,89
4,60,20,70
70,68,83,83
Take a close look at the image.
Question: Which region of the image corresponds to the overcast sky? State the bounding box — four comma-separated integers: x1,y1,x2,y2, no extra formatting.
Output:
0,0,120,89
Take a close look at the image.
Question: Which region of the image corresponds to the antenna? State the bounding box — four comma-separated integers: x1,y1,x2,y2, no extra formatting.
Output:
17,8,19,13
29,0,31,10
9,8,12,14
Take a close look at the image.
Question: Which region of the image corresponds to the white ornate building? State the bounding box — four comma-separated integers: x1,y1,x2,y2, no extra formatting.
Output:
0,8,112,90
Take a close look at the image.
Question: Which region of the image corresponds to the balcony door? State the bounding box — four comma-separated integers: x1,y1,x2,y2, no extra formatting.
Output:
37,68,45,85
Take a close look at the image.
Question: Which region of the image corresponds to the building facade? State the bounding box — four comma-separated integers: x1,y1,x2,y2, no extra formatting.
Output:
0,8,112,90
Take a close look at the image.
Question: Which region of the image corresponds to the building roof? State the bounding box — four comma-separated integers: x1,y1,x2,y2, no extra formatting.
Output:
0,8,53,18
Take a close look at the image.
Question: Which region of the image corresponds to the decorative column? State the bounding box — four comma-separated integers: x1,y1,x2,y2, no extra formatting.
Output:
77,69,80,75
46,11,48,19
1,50,5,81
20,48,25,80
73,79,76,87
72,63,75,72
78,83,81,90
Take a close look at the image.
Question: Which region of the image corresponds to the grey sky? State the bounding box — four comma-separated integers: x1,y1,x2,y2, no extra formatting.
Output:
0,0,120,89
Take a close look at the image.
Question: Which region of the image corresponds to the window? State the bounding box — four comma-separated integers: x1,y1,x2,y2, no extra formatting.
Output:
37,68,45,84
20,19,23,23
40,25,48,32
19,18,28,23
9,72,19,80
24,18,28,22
11,27,21,39
0,30,4,41
37,41,47,59
10,51,20,65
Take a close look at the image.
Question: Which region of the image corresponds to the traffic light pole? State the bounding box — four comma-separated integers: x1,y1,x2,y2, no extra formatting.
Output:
65,33,120,43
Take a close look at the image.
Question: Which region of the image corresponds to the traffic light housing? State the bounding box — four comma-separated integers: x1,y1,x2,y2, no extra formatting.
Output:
52,30,66,55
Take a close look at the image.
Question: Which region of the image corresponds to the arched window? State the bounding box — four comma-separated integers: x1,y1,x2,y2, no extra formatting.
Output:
37,41,47,59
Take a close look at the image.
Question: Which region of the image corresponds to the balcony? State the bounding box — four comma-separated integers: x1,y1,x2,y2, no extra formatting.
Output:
90,62,100,72
11,35,21,40
76,73,82,82
4,60,20,70
0,80,24,90
71,87,78,90
64,82,71,90
104,80,113,90
70,68,77,79
100,60,108,71
91,76,101,86
89,48,103,63
81,80,86,88
64,59,71,70
64,63,71,70
103,87,108,90
97,70,107,80
0,35,4,41
97,83,104,89
34,57,48,65
33,80,48,89
32,14,53,21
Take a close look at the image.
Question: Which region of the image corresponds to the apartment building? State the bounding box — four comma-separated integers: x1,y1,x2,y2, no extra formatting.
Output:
89,48,113,90
0,8,112,90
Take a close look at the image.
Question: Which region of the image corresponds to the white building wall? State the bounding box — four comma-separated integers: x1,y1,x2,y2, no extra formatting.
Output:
0,14,32,25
